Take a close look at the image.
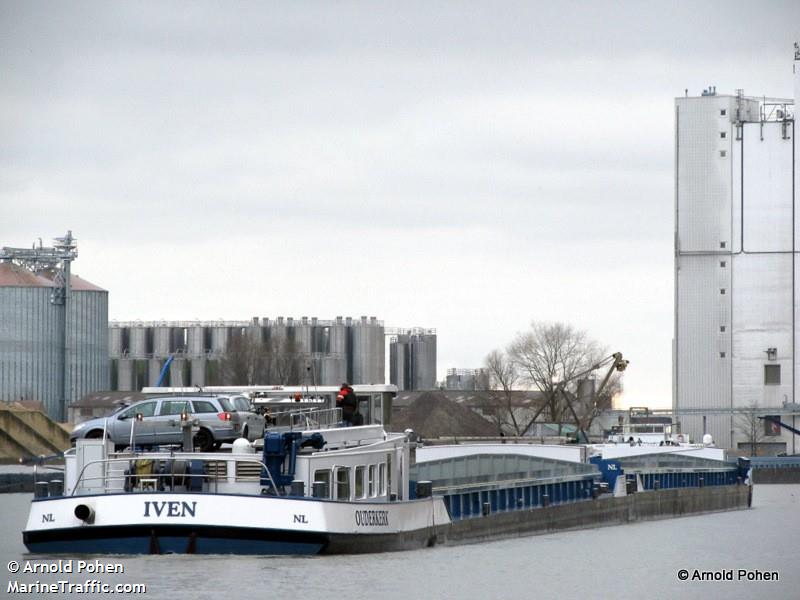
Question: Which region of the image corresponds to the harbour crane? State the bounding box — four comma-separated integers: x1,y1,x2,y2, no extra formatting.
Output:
558,352,629,443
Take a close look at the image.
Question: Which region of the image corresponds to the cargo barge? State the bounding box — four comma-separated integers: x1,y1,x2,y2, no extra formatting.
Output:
23,385,752,555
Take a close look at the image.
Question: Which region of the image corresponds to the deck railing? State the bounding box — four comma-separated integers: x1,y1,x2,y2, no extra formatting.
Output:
268,407,342,431
64,454,281,497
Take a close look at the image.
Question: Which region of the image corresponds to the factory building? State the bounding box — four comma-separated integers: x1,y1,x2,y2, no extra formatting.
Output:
109,316,385,389
674,49,800,452
445,368,489,391
389,329,437,391
0,233,109,421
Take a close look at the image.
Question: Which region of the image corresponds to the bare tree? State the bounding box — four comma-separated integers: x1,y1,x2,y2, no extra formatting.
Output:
220,333,269,385
483,349,521,435
220,334,305,385
271,336,302,385
509,322,604,434
737,404,768,456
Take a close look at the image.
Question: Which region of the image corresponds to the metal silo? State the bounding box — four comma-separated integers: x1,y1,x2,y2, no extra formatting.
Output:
0,263,64,416
389,336,409,391
153,325,171,357
389,330,437,390
270,317,287,352
148,358,163,387
191,358,206,386
116,358,135,392
108,324,123,358
0,244,110,422
293,316,313,355
210,324,229,355
411,333,437,390
64,274,110,411
350,316,384,384
320,355,347,385
170,358,188,387
129,326,148,358
330,317,347,356
187,325,205,356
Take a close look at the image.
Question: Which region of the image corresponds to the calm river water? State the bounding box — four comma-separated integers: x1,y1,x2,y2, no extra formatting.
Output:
2,485,799,600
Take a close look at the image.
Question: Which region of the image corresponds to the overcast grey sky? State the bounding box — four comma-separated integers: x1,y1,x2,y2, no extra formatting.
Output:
2,1,799,407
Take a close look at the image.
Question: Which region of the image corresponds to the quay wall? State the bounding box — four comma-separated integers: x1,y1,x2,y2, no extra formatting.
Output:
440,485,751,546
751,468,800,484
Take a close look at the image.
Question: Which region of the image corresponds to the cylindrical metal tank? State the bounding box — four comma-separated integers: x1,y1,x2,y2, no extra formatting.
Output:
170,358,188,387
128,326,147,358
187,325,205,356
389,337,408,391
210,326,229,354
270,317,287,352
190,358,206,387
350,317,384,384
65,275,110,414
148,359,164,387
108,326,123,358
153,326,171,357
0,263,109,420
293,317,313,355
330,317,346,355
0,264,64,417
320,356,347,385
410,334,436,390
116,358,135,392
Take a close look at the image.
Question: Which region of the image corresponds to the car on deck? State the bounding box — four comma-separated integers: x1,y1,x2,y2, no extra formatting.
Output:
69,394,265,451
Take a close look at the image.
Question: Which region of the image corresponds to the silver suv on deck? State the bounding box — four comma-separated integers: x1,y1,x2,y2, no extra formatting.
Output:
70,395,265,451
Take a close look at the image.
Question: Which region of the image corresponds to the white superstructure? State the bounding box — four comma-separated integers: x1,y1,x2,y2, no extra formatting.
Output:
674,48,800,451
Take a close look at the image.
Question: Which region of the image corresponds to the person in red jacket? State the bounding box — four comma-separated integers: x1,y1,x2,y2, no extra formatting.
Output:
336,383,362,426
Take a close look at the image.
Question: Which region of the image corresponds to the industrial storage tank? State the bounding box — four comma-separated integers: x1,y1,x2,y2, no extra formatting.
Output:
187,325,205,356
148,358,163,387
63,274,110,415
350,316,384,384
128,325,148,358
320,355,347,385
190,358,206,386
0,263,109,420
153,325,171,356
108,325,123,357
0,263,65,416
210,324,229,355
116,358,135,391
292,317,313,355
329,317,347,355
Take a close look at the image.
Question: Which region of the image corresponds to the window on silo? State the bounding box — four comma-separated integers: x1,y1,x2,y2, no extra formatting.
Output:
720,150,727,158
720,131,727,139
765,365,781,385
719,352,726,358
720,261,726,267
720,326,726,332
720,241,727,249
720,109,727,116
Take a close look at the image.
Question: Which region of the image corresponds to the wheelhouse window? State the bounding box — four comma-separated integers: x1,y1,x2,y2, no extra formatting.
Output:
378,463,386,496
335,467,351,500
355,466,365,498
368,465,376,497
313,469,331,498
